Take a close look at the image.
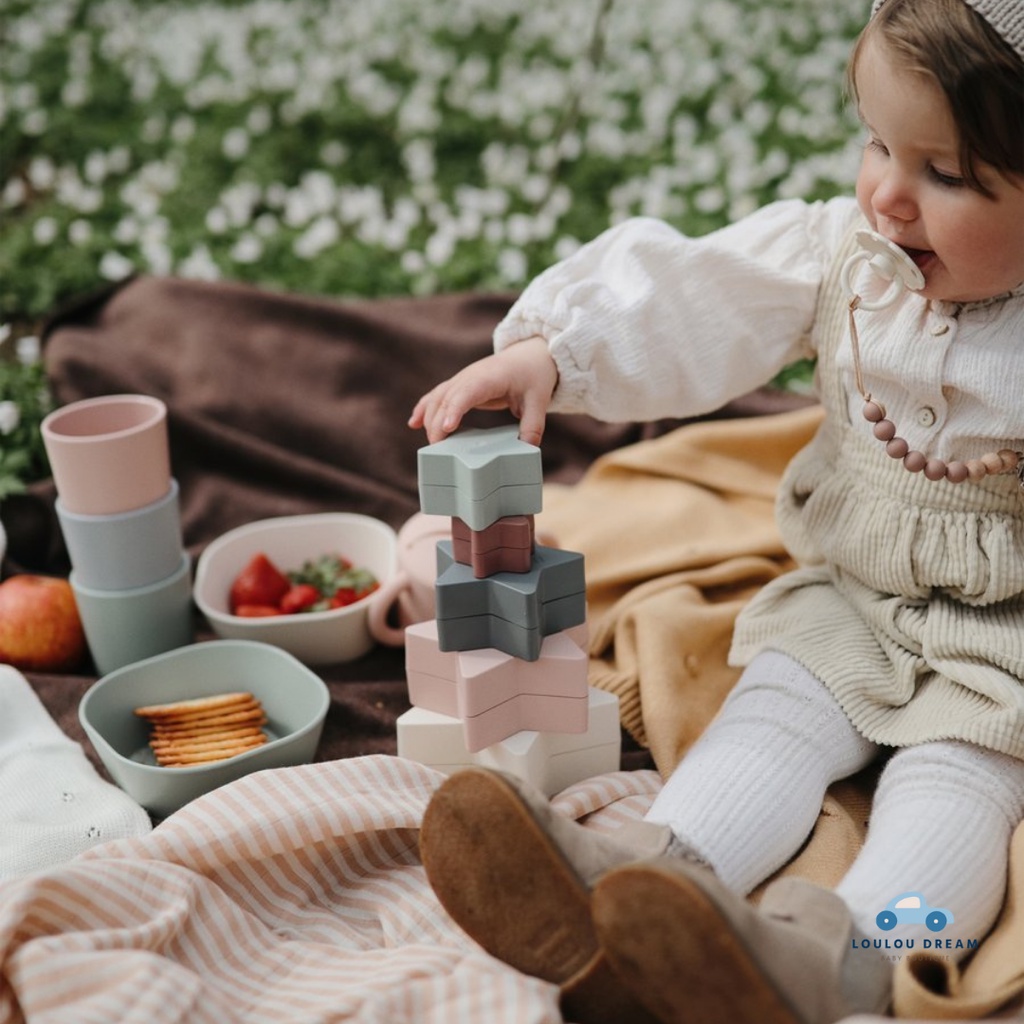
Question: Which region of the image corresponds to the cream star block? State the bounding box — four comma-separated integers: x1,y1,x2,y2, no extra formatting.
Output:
417,425,543,531
396,687,622,796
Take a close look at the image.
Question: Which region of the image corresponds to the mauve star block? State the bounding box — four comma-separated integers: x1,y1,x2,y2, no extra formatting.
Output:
451,514,535,578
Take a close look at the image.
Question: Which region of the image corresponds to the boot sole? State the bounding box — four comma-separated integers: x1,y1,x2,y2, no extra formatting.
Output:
420,768,598,984
593,864,801,1024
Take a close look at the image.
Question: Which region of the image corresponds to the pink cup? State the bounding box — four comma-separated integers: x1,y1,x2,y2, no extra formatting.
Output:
367,512,451,646
41,395,171,515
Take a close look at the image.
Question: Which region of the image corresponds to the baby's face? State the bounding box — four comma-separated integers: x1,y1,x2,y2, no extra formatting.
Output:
853,34,1024,304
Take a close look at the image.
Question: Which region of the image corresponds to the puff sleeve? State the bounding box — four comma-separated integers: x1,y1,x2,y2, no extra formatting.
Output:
493,196,862,422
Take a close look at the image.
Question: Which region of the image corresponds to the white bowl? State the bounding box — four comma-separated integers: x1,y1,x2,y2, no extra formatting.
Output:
79,640,330,818
193,513,398,664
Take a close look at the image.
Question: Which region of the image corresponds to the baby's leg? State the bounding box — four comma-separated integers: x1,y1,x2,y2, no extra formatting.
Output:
645,649,878,894
837,740,1024,952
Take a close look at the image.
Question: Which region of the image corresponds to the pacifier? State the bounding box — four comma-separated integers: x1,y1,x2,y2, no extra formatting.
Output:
840,229,925,310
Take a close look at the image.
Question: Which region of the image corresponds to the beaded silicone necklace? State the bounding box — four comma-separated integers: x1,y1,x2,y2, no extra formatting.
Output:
840,230,1024,486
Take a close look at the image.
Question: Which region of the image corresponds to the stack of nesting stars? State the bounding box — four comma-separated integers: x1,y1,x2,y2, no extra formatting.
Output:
396,425,622,796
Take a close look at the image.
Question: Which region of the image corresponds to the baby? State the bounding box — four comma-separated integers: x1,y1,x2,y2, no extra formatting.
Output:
410,1,1024,1021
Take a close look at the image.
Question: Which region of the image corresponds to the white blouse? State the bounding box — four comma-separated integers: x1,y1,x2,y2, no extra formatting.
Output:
493,196,1024,463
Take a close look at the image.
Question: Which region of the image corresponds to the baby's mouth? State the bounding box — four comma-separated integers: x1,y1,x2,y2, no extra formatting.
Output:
896,245,934,270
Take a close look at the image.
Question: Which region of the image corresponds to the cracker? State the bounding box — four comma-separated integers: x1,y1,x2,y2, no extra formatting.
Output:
150,729,266,753
149,708,266,730
151,716,267,738
156,739,267,767
154,738,267,762
136,691,270,768
134,691,255,719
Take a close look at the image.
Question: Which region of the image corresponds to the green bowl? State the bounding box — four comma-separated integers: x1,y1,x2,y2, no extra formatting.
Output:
80,640,330,818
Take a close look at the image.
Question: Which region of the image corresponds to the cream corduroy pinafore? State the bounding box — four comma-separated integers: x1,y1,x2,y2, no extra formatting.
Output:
730,226,1024,759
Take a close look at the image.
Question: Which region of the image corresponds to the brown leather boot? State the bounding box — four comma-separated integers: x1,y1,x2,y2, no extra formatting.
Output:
591,858,893,1024
419,767,671,1023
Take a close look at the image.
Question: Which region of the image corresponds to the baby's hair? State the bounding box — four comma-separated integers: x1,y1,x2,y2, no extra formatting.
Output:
847,0,1024,196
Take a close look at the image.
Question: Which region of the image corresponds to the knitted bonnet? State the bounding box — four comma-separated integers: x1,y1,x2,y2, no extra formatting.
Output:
872,0,1024,60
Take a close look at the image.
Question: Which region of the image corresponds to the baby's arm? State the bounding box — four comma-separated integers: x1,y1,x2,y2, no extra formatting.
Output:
408,337,558,445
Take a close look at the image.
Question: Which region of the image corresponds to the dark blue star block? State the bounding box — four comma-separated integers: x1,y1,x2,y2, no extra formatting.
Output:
433,541,586,661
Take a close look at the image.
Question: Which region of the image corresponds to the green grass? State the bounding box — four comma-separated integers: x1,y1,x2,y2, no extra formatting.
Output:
1,0,867,327
0,0,868,490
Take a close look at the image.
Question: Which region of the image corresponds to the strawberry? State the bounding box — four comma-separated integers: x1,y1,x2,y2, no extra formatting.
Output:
234,604,283,617
328,588,359,608
279,583,322,614
229,553,291,613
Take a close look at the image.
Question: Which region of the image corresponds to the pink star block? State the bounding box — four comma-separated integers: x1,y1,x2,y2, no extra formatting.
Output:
405,619,590,752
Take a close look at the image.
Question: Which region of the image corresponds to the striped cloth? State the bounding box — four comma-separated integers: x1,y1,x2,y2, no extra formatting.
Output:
0,756,661,1024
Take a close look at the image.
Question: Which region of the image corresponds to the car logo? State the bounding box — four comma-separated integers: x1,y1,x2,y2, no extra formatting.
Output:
876,892,955,933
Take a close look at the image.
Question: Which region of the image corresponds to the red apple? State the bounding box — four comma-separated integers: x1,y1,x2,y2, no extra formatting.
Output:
0,575,88,672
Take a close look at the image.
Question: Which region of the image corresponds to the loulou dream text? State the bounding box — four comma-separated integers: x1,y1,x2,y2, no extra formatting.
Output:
851,938,979,950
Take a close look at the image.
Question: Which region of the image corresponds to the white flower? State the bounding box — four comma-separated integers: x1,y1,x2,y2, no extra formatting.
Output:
69,219,93,245
83,150,108,183
170,115,196,143
27,156,56,190
254,213,279,237
141,238,172,276
99,251,135,281
178,244,221,281
142,114,166,142
320,141,348,168
2,178,27,208
424,227,455,266
61,79,90,107
400,250,426,274
205,207,230,234
246,105,272,135
496,247,527,283
222,127,250,160
107,147,131,174
693,186,726,214
220,181,261,227
0,401,20,436
11,83,39,111
553,236,581,261
15,335,40,364
293,216,339,259
22,109,47,135
113,217,140,244
231,233,264,263
32,217,59,245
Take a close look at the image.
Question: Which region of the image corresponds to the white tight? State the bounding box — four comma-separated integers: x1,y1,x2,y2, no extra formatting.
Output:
645,650,1024,952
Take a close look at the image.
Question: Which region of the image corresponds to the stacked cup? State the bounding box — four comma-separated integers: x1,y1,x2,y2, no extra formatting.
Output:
41,395,194,676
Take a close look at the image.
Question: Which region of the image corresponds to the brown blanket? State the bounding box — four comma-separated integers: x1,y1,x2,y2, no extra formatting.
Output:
4,274,802,780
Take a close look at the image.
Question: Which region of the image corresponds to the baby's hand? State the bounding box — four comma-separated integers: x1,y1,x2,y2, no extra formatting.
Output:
408,337,558,445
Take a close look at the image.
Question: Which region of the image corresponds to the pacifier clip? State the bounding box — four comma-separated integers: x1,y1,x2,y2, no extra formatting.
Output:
841,229,1022,486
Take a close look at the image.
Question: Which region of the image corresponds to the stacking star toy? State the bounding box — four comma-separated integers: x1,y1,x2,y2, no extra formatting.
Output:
395,425,622,794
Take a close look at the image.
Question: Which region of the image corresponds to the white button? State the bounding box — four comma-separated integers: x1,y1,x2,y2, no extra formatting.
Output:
930,322,950,336
916,406,937,427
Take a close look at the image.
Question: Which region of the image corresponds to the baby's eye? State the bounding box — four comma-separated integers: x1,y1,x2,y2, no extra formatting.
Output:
866,137,889,155
930,166,965,188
